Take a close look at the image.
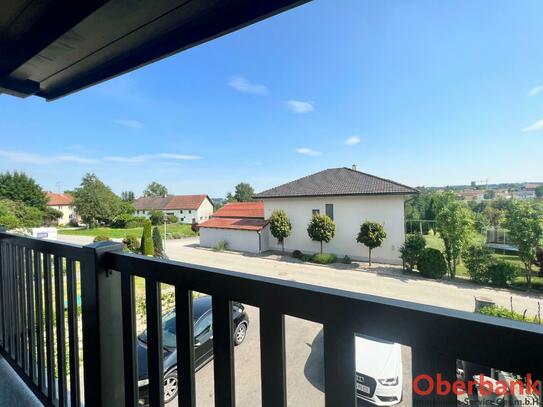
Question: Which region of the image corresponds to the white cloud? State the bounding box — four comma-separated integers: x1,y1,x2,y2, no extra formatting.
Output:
228,76,269,95
0,150,97,164
522,119,543,132
345,136,361,145
103,153,202,163
114,119,144,129
528,85,543,96
286,100,314,113
295,148,321,156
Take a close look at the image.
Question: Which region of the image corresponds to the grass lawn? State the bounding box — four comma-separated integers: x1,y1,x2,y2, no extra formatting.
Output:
423,233,543,290
59,223,197,239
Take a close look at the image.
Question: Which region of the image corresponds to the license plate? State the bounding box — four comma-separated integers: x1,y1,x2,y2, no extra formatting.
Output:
356,383,370,394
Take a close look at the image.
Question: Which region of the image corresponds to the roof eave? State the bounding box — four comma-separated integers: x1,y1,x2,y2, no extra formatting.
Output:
254,191,419,199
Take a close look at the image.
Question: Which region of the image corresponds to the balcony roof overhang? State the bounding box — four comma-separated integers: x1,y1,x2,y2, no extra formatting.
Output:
0,0,309,101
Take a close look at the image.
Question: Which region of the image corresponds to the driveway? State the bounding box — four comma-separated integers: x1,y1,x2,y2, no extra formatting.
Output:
167,305,412,407
55,234,543,314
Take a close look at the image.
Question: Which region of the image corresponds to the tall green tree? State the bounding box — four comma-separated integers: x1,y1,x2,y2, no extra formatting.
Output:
503,201,543,288
141,219,154,255
436,201,474,279
269,209,292,252
0,171,47,209
233,182,255,202
143,182,168,197
356,221,387,267
73,173,128,228
536,186,543,198
121,191,135,202
307,214,335,254
483,206,504,229
152,226,165,258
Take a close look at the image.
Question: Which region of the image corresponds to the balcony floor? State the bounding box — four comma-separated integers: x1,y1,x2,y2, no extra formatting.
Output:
0,355,41,407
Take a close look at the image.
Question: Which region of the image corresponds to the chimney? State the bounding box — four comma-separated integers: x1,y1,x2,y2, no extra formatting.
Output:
352,164,357,171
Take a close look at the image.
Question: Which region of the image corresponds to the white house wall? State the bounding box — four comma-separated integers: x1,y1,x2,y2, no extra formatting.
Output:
200,228,263,253
135,199,214,224
263,195,406,264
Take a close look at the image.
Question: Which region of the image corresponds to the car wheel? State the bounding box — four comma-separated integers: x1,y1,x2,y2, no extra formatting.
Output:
163,370,179,404
233,322,247,346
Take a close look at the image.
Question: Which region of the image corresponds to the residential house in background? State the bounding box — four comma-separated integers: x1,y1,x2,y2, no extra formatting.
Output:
133,194,214,224
254,167,418,264
457,189,485,202
45,192,77,226
199,202,269,253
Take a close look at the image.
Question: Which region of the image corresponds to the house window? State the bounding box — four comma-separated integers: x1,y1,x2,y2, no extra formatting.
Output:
312,209,320,216
189,210,192,214
325,204,334,220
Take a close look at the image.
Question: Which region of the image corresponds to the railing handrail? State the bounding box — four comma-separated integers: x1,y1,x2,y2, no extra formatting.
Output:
0,232,86,261
106,250,543,378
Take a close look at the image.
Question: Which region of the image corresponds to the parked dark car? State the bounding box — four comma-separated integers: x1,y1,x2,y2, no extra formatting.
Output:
137,296,249,405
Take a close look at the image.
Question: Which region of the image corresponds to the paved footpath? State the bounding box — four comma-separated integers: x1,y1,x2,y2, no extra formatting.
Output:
56,235,543,315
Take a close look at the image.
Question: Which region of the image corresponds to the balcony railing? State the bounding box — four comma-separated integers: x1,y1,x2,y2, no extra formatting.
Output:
0,229,542,407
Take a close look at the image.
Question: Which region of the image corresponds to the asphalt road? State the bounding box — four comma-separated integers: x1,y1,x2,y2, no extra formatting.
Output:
167,305,412,407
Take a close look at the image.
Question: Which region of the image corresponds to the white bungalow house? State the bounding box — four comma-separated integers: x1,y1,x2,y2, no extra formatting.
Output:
133,194,214,224
199,167,418,264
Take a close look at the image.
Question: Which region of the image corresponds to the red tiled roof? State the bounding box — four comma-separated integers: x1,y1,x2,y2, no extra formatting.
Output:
212,202,264,219
46,192,74,206
134,195,209,210
199,218,268,231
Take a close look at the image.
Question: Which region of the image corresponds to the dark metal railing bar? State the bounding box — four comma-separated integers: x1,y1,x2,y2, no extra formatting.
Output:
54,255,67,407
212,296,235,407
0,242,6,347
43,253,56,401
0,232,85,261
13,244,21,364
34,251,45,392
19,246,28,373
175,287,195,407
260,309,286,407
121,272,137,407
145,279,164,407
66,259,80,407
25,247,36,382
323,322,356,407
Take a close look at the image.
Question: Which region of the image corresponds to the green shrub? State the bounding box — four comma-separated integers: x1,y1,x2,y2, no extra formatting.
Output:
215,240,228,251
152,226,165,258
311,253,337,264
342,255,352,264
417,248,447,279
140,219,154,255
479,305,540,324
122,235,140,253
464,244,494,283
167,214,178,224
486,260,519,287
301,254,313,262
171,233,183,239
292,250,303,259
93,235,111,242
111,213,135,228
399,234,426,271
149,210,164,226
126,216,146,228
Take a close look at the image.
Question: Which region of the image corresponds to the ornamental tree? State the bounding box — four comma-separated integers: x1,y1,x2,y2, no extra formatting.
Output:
269,209,292,252
143,182,168,197
503,201,543,288
357,221,387,267
399,233,426,271
140,219,154,256
436,201,474,279
152,226,165,258
307,214,335,254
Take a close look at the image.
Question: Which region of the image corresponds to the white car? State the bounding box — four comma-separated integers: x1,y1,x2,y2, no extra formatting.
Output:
355,334,403,406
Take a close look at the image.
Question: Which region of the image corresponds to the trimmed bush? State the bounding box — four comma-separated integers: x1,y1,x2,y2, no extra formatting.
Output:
167,214,178,224
464,244,494,283
126,216,146,228
417,248,447,279
311,253,337,264
93,235,111,242
149,210,164,226
140,219,154,255
122,235,140,252
215,240,228,251
480,305,539,324
301,254,313,262
292,250,303,259
399,234,426,271
342,255,352,264
152,226,165,258
486,260,519,287
111,213,135,228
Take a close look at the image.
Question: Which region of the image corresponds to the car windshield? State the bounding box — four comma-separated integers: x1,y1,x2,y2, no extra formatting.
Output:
139,311,177,349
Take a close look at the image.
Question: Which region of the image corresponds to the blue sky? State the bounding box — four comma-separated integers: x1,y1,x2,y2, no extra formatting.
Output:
1,0,543,197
